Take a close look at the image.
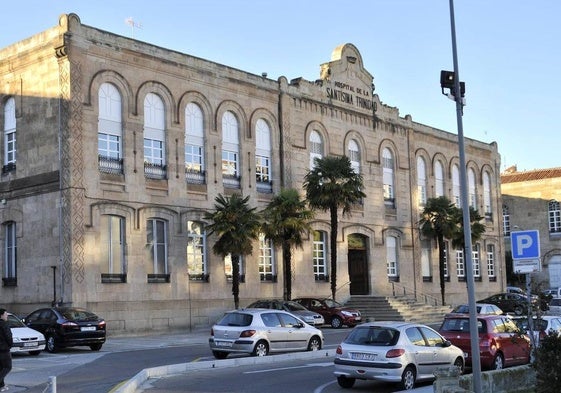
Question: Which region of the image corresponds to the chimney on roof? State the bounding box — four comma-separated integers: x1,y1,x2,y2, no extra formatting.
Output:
503,165,518,174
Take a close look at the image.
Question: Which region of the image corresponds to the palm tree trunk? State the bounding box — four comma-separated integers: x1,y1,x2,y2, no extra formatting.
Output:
330,205,338,301
232,254,240,309
437,234,446,306
283,242,292,300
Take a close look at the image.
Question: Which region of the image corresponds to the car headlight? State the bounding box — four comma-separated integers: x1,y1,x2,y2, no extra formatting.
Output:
12,337,22,343
341,311,353,317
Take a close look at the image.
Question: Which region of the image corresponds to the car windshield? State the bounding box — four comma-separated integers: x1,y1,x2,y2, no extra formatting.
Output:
7,314,25,328
284,301,307,311
345,326,399,346
60,308,99,321
441,318,484,333
323,299,342,308
217,312,253,327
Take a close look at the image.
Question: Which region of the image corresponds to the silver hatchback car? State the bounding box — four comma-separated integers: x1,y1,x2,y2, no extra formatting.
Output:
334,321,464,390
209,308,324,359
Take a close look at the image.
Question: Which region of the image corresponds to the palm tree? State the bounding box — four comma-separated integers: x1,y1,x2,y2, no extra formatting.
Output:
261,188,314,301
419,196,460,305
303,156,366,301
451,205,486,258
204,193,261,309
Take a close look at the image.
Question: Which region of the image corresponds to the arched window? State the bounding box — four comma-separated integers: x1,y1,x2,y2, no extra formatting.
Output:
222,111,240,188
452,164,461,207
3,97,16,170
347,139,360,174
417,156,427,206
98,83,123,174
434,160,444,197
468,168,477,208
386,235,398,279
549,200,561,233
383,148,395,205
483,171,492,217
3,221,17,285
255,119,272,193
187,221,208,281
185,103,205,184
143,93,166,179
309,130,323,170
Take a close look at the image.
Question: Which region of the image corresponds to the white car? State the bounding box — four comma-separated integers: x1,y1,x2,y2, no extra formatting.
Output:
7,313,46,355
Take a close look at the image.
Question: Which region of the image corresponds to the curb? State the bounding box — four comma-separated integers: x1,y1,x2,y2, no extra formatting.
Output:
111,349,335,393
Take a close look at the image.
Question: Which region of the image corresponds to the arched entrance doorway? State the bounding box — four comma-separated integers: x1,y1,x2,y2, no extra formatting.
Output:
348,234,369,295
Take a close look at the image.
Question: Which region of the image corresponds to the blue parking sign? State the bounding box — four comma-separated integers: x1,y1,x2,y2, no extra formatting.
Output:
510,230,540,259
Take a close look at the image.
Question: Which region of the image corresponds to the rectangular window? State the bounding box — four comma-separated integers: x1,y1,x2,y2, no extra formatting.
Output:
147,219,168,277
259,233,275,282
443,243,449,278
313,231,327,280
456,249,465,278
100,216,126,283
5,131,16,165
225,254,244,282
386,236,398,277
255,155,270,183
222,150,239,188
503,211,511,236
187,221,207,280
3,222,16,286
549,201,561,233
185,144,204,174
98,133,121,160
472,244,480,278
144,139,164,165
487,244,495,278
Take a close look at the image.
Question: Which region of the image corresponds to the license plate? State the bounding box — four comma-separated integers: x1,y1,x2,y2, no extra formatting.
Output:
351,352,377,361
355,317,362,321
215,341,233,347
81,326,96,332
24,342,38,347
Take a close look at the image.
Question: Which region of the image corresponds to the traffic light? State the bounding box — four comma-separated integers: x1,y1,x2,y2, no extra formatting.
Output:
440,70,465,98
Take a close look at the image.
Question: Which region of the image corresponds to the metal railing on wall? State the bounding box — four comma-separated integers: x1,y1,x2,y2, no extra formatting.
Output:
389,281,441,306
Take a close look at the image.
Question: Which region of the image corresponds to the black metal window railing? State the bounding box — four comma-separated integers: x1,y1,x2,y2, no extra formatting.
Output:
98,155,123,175
144,162,167,180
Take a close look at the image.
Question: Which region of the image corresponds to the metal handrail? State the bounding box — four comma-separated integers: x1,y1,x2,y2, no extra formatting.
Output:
389,281,441,306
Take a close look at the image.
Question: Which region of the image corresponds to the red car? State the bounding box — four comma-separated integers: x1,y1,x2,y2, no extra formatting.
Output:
438,314,530,370
292,298,361,328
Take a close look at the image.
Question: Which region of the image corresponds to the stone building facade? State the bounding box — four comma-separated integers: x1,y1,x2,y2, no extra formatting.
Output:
501,166,561,289
0,13,504,333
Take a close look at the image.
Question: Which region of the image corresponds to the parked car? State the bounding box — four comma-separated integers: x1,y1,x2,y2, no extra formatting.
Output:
23,307,106,353
449,303,503,315
477,293,538,315
438,314,530,370
7,313,45,355
245,299,325,326
506,286,525,295
548,298,561,315
209,308,323,359
543,287,561,298
292,297,361,328
512,315,561,343
333,321,464,390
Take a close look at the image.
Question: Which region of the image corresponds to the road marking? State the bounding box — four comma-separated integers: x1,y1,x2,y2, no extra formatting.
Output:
244,362,333,374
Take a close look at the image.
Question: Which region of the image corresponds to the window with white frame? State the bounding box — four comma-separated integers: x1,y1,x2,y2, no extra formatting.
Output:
435,160,445,197
483,172,492,217
452,165,461,207
549,200,561,233
443,241,449,278
383,148,395,205
146,218,168,276
487,244,495,278
98,83,122,174
456,248,465,278
143,93,166,179
225,254,244,282
502,205,511,236
3,221,16,284
100,215,126,276
313,230,327,280
185,103,205,184
468,168,477,208
421,240,431,278
259,233,275,281
386,235,398,278
187,221,207,280
472,243,480,278
222,111,240,187
3,97,16,168
309,131,323,169
347,139,360,174
255,119,272,192
417,156,427,207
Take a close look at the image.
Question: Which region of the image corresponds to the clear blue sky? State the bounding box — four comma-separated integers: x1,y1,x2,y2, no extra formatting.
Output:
3,1,559,172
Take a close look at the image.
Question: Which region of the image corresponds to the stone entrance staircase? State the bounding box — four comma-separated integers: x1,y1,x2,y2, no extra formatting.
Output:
345,295,453,327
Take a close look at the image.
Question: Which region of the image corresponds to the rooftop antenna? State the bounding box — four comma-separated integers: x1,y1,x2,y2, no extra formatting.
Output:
125,17,143,39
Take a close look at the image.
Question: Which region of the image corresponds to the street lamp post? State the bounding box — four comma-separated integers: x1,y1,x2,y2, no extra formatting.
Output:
441,1,483,392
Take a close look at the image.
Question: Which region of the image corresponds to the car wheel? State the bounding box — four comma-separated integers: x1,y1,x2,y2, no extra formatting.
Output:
307,336,322,351
400,366,416,390
492,353,504,370
28,350,41,356
337,376,355,388
252,340,269,357
90,343,103,351
514,305,524,315
331,316,343,329
212,351,228,359
46,335,58,353
454,356,464,374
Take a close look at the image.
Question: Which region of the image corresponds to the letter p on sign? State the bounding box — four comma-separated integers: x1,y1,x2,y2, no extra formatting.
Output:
510,230,540,260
